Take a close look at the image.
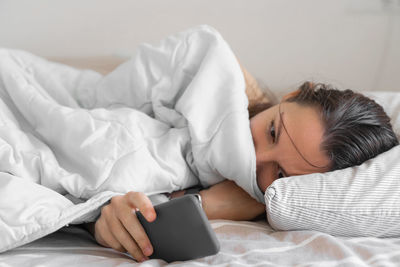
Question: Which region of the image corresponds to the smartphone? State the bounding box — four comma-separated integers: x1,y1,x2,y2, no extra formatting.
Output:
136,194,220,262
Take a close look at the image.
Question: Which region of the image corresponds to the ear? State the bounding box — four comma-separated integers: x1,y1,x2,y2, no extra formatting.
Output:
282,90,300,101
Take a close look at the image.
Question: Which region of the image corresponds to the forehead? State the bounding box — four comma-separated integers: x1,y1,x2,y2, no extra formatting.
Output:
278,102,330,175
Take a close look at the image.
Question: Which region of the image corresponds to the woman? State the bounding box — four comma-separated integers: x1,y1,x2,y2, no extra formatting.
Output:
85,81,398,262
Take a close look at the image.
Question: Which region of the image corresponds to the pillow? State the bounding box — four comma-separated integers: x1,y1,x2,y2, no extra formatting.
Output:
265,91,400,237
49,56,125,75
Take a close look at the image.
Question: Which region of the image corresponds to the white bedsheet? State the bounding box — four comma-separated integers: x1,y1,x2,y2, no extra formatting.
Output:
1,220,400,267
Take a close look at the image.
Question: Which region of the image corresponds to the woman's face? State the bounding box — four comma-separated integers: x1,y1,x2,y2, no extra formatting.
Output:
250,101,331,193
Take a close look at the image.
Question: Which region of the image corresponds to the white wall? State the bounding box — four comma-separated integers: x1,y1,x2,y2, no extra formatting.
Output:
0,0,399,96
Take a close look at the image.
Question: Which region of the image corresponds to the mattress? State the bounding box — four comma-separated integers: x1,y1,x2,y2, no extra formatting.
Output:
1,220,400,266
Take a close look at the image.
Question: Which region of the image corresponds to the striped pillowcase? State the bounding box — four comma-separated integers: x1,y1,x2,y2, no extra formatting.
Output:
265,91,400,237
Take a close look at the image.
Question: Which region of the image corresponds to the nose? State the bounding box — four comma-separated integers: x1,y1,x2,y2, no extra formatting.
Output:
256,152,279,174
255,150,274,167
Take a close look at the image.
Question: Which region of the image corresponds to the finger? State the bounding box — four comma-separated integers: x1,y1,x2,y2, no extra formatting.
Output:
119,209,154,257
96,217,126,252
125,192,156,222
105,209,147,262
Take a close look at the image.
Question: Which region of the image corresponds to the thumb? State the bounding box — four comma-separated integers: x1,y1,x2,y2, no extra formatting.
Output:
142,206,156,223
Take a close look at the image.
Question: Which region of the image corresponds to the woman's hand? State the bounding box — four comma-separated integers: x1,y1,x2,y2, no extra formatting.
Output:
89,180,264,261
200,180,265,221
92,192,156,262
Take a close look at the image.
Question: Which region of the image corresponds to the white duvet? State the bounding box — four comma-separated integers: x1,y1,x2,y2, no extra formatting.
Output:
0,25,263,253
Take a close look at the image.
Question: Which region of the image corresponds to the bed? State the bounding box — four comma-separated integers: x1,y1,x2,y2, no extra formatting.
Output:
1,41,400,266
2,219,400,266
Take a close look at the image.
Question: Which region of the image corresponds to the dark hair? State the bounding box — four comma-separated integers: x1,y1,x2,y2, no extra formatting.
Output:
285,81,399,171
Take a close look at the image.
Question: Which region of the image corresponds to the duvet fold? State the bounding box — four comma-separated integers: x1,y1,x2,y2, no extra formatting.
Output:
0,25,262,252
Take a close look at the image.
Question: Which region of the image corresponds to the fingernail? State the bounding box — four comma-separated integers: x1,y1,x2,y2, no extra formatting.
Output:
146,211,155,220
143,246,152,256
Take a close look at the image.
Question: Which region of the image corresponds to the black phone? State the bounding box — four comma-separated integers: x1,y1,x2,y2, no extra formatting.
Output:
136,194,220,262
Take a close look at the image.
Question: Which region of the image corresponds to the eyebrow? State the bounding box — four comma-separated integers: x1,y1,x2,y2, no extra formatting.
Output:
275,111,289,177
276,111,283,145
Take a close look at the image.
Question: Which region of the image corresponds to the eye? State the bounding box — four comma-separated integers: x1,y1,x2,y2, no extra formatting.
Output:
269,120,276,142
